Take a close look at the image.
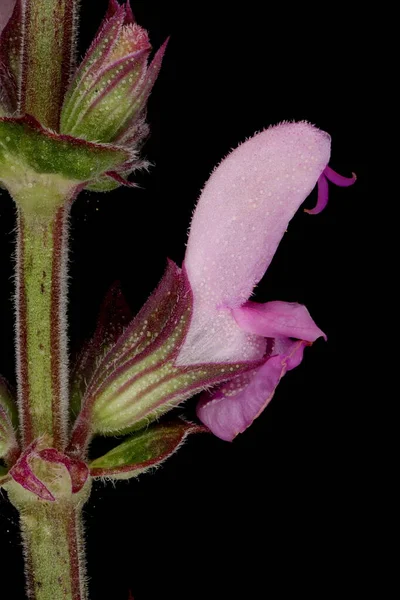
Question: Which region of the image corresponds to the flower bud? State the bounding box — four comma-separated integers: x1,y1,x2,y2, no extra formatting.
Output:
60,3,166,145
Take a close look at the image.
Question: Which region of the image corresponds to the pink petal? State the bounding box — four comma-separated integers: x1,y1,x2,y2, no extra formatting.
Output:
197,340,308,441
185,122,331,308
178,122,330,366
232,301,326,342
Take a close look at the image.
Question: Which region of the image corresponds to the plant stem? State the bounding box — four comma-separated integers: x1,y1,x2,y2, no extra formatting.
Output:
22,0,79,129
9,491,89,600
5,180,90,599
15,203,71,448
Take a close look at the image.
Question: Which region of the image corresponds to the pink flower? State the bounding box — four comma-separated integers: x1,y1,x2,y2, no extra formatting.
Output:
176,121,355,441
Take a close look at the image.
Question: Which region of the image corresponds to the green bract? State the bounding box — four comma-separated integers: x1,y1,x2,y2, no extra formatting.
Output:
89,421,203,480
0,116,130,207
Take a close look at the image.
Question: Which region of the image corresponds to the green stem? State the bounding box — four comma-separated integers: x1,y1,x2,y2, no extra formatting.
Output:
15,198,71,449
6,179,90,599
12,495,89,600
21,0,79,129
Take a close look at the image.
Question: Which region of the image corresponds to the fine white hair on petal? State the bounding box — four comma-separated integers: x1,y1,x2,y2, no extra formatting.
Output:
177,121,331,366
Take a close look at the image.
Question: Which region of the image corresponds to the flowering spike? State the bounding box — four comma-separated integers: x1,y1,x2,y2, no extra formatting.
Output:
0,0,356,593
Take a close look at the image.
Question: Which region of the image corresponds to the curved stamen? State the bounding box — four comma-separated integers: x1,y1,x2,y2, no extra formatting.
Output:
305,165,356,215
324,165,357,187
304,173,329,215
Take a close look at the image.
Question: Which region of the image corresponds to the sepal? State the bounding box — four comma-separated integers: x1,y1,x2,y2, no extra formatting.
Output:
89,420,204,480
60,3,163,146
87,262,255,435
70,282,132,418
60,4,127,129
68,262,263,456
61,46,151,143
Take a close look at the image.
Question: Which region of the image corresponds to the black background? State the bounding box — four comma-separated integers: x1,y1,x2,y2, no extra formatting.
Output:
0,1,368,598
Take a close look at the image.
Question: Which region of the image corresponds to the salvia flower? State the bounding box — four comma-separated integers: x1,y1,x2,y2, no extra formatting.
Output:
66,121,355,457
177,121,355,440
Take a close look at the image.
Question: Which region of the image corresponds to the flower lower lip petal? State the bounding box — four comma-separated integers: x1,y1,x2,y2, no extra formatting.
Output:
196,340,309,442
232,300,327,342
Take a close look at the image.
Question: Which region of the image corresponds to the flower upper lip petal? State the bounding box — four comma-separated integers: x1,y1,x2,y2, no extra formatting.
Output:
178,122,331,367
